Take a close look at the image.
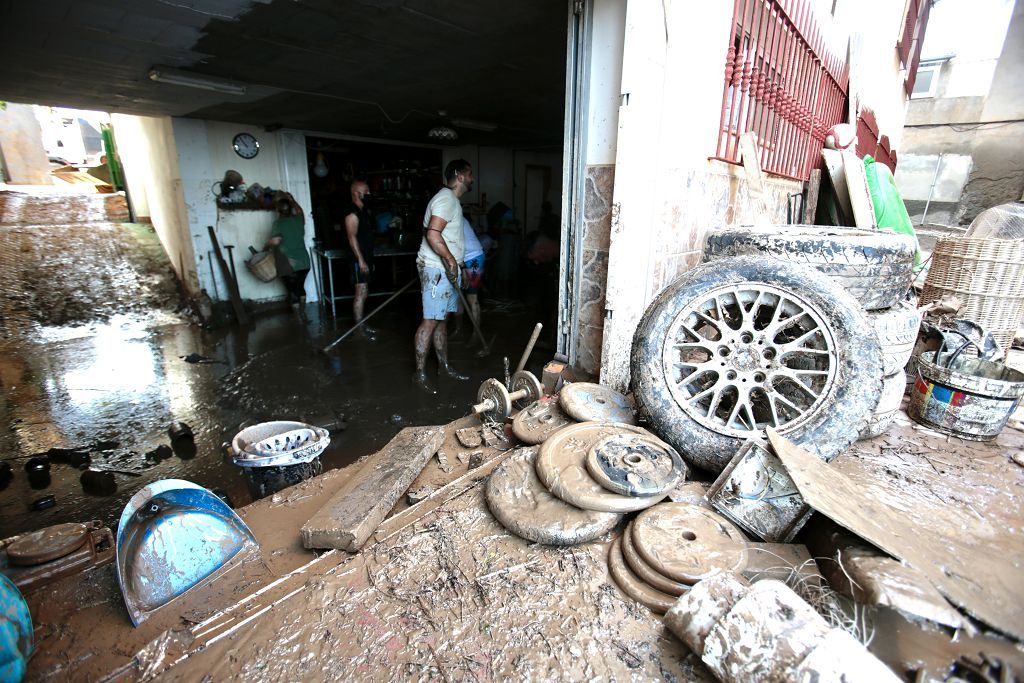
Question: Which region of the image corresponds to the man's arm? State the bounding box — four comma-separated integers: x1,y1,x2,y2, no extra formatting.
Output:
425,214,458,274
345,213,368,273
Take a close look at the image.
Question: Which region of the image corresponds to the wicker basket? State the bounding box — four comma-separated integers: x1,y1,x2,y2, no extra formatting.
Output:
920,237,1024,357
246,250,277,282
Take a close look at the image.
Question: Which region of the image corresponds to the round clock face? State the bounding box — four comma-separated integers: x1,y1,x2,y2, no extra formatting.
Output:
232,133,259,159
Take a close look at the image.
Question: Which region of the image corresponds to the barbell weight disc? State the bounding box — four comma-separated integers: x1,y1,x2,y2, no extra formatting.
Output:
477,377,513,422
510,370,543,409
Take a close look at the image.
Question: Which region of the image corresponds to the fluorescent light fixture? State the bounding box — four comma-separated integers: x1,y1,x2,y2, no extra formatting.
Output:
451,118,498,132
148,67,247,96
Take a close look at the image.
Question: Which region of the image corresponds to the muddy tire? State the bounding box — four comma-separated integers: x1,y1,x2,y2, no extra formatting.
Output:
858,373,907,440
631,256,883,472
702,225,917,310
868,301,922,376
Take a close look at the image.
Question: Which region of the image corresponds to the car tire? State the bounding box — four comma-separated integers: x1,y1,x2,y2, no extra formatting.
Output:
631,256,883,473
702,225,917,310
858,372,907,440
868,301,922,376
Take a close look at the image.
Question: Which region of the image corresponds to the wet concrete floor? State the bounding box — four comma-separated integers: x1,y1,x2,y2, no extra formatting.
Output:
0,206,549,539
0,297,547,540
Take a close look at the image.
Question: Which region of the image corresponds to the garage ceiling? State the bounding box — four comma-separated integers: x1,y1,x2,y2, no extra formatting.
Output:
0,0,569,147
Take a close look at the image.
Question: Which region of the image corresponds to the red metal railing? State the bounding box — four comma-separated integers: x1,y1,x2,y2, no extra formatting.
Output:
712,0,849,181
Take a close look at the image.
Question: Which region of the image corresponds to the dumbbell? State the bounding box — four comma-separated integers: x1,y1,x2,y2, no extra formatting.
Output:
471,370,544,423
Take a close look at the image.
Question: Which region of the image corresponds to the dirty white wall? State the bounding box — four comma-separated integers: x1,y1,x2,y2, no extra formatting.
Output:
0,103,51,185
599,1,805,390
110,114,199,294
598,0,912,391
173,119,316,303
897,0,1021,224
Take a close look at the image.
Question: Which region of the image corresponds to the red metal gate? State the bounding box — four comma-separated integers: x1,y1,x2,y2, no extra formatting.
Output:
712,0,849,181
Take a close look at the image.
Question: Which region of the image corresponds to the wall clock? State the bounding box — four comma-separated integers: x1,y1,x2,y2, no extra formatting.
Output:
232,132,260,159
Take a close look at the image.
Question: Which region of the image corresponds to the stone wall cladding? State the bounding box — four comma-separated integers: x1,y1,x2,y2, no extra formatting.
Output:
576,164,614,378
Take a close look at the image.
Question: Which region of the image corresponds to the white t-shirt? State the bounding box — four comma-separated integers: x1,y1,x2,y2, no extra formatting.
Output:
418,187,465,267
463,220,484,260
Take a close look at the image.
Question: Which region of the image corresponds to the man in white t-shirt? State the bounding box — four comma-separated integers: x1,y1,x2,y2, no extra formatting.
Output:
413,159,474,393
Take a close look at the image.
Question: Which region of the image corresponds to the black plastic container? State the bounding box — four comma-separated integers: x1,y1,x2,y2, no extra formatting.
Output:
242,458,322,500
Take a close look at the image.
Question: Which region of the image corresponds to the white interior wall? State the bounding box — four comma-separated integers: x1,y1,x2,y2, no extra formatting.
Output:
173,119,315,303
442,145,561,229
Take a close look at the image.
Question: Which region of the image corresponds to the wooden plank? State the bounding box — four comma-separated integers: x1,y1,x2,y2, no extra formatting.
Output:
301,425,445,551
820,150,853,225
207,225,249,325
768,428,1024,640
840,150,877,229
373,447,516,544
804,169,821,224
739,131,772,225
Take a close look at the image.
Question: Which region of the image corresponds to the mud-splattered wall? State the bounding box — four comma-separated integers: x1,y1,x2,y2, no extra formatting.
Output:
112,114,199,294
0,103,51,185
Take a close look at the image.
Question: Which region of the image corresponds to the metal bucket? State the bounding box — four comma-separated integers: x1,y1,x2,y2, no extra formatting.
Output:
908,351,1024,440
231,421,330,500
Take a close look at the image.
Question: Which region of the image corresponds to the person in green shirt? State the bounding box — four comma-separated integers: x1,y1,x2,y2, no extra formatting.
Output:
267,192,311,319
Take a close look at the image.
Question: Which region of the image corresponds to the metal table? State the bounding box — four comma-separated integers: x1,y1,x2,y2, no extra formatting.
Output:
311,246,418,318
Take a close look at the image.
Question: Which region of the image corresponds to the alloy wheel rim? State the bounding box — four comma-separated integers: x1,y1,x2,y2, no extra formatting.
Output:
662,283,838,437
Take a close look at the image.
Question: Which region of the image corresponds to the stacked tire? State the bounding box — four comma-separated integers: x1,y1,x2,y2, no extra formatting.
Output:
701,225,920,442
630,226,920,475
701,226,920,442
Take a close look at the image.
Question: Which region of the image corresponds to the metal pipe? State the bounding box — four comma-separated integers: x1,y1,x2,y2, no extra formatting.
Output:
920,152,944,225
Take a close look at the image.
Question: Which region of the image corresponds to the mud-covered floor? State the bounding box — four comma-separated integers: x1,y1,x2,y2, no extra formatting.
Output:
0,194,550,540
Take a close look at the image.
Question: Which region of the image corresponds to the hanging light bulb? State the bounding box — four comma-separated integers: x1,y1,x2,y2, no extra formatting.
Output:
313,152,329,178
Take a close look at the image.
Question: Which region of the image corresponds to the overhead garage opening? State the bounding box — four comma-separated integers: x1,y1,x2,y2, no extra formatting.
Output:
0,2,572,539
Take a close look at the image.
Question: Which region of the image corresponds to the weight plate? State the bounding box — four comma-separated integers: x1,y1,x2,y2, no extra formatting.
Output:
559,382,636,424
607,537,675,615
535,422,667,513
486,447,620,546
510,371,543,409
512,397,575,445
7,522,90,567
585,432,687,497
621,520,690,596
631,503,748,584
477,377,512,422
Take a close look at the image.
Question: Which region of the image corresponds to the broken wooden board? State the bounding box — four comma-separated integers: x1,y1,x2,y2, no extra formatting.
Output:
739,132,772,226
804,168,821,224
841,150,877,229
820,150,853,225
301,425,444,551
841,552,965,629
768,428,1024,640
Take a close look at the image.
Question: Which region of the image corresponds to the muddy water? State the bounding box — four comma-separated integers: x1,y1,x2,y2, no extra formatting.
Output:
0,297,546,540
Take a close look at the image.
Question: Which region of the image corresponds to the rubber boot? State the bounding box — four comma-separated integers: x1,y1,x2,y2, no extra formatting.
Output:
438,362,469,381
413,370,438,394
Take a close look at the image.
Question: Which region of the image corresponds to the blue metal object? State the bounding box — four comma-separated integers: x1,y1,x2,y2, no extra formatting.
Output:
0,574,31,683
116,480,258,627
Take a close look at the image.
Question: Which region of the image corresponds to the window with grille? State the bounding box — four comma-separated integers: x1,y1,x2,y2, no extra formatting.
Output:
712,0,849,182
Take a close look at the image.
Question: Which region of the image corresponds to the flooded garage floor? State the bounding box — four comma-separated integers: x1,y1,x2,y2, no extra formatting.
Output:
0,202,547,540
